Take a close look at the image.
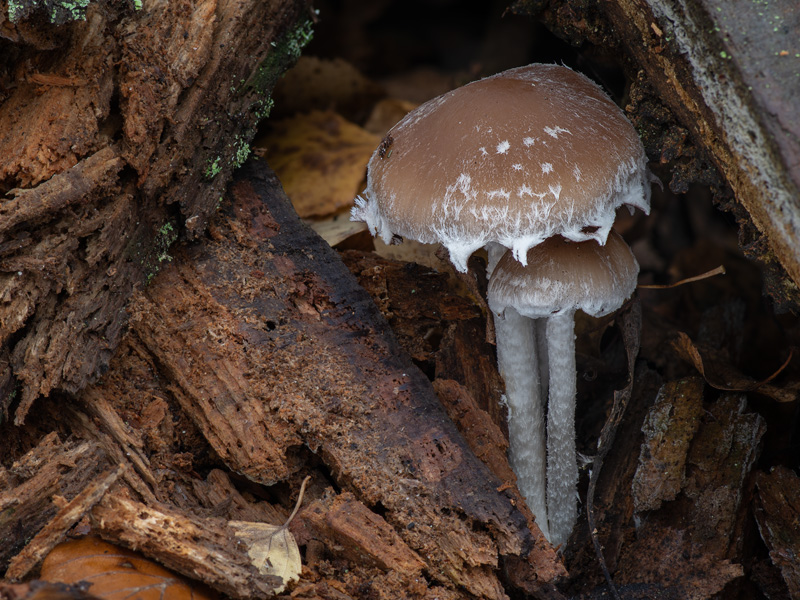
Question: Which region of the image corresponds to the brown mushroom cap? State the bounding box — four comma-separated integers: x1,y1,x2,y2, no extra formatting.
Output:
488,230,639,319
352,64,650,272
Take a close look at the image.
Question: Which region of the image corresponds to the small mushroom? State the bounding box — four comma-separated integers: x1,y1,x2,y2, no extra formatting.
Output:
488,231,639,547
351,63,651,273
351,63,652,544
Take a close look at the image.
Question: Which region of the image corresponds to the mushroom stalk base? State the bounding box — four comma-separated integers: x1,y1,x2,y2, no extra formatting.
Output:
545,311,578,548
494,307,549,541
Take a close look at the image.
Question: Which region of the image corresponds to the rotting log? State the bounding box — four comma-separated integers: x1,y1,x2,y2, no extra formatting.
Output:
0,0,312,424
119,159,565,598
565,371,767,597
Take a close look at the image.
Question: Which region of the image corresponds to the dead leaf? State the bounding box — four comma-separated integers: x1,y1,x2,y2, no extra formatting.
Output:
308,217,372,250
40,536,216,600
270,56,385,123
363,98,417,135
228,476,310,594
672,331,797,403
229,522,300,594
254,110,379,219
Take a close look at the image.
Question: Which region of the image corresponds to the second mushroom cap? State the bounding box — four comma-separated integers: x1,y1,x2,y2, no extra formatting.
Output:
488,231,640,320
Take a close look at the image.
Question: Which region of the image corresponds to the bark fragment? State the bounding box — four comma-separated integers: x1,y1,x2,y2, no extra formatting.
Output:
754,466,800,599
90,490,283,599
0,0,311,423
0,433,110,571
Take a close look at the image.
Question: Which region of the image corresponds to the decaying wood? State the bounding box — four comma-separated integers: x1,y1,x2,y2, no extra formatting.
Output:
5,466,122,581
0,580,104,600
615,391,765,597
340,251,509,429
300,491,427,575
566,372,766,598
0,0,311,424
754,466,800,598
90,489,283,599
120,160,564,597
0,433,110,572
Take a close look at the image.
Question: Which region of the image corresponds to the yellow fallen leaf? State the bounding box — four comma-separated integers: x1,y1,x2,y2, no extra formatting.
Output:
229,521,300,594
228,476,310,595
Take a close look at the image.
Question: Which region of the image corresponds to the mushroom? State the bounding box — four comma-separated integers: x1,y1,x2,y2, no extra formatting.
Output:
351,63,652,542
488,231,639,547
351,63,651,273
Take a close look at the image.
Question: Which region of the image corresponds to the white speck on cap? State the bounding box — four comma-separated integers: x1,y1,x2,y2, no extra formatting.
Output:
488,230,639,319
351,63,652,272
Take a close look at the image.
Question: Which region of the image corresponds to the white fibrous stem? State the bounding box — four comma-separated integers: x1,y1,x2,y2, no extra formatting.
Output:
494,307,549,540
545,310,579,548
535,318,549,401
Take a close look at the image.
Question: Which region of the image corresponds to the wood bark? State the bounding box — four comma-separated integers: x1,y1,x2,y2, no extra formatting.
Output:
90,490,285,599
115,160,564,598
0,433,112,572
607,0,800,297
0,0,311,424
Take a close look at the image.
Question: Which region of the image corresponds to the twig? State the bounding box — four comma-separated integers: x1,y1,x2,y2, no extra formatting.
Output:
638,265,726,290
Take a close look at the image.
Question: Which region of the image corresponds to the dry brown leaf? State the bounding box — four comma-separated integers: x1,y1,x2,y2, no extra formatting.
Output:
363,98,417,136
39,536,216,600
672,331,797,403
270,56,385,122
254,110,379,219
228,476,309,594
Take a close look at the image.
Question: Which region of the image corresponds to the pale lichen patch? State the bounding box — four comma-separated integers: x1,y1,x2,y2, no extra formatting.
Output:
541,163,553,174
497,140,510,154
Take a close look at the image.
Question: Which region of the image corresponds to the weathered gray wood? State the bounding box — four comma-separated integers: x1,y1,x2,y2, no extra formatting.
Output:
604,0,800,300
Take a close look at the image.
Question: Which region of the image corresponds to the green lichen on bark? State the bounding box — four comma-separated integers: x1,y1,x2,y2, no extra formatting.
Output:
243,15,315,98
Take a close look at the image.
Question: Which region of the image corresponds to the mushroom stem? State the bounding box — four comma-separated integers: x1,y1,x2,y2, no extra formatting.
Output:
536,318,550,402
486,242,506,280
545,310,579,548
494,307,549,540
